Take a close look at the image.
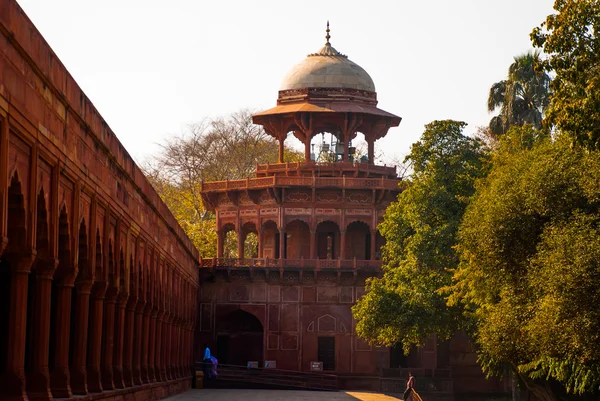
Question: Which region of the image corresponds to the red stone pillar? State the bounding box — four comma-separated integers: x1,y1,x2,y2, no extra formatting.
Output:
167,314,175,379
149,308,158,382
162,312,170,380
216,230,224,258
370,230,377,260
112,291,127,388
310,229,316,259
86,281,106,393
278,136,284,163
257,228,264,258
237,230,244,259
141,304,152,382
100,286,117,390
340,230,347,260
279,228,285,260
122,294,136,387
155,310,164,382
132,300,145,384
304,138,311,162
368,139,374,164
70,280,94,395
26,258,57,401
50,282,75,398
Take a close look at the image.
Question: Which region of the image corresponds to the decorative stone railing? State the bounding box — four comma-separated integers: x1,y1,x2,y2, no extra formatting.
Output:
200,258,382,271
255,161,397,177
201,175,402,192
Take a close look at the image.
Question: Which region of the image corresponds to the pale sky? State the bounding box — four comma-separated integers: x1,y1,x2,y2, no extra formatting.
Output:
16,0,556,166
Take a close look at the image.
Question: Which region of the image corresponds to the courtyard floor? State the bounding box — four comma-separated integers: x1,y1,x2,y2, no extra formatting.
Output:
163,389,403,401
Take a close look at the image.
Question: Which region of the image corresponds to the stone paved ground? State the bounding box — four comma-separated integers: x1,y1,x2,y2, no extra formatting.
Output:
163,389,403,401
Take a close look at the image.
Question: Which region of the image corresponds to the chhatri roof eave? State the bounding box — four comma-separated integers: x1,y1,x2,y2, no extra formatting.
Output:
252,102,401,125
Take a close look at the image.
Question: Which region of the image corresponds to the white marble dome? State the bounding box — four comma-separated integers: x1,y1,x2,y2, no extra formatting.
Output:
279,42,376,92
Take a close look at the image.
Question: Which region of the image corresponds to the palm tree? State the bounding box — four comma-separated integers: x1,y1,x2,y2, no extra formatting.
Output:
488,51,551,136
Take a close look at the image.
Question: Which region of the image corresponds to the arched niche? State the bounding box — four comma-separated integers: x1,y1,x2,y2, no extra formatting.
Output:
345,220,371,260
284,219,310,260
316,220,340,259
241,222,258,259
261,220,279,259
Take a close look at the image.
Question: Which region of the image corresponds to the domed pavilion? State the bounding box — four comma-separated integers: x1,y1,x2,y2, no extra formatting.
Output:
196,25,502,396
198,22,407,374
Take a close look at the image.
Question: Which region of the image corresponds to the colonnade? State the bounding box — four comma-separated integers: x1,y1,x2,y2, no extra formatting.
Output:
216,219,380,260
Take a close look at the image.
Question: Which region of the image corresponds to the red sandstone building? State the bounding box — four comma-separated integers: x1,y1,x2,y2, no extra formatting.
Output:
197,27,508,398
0,1,198,400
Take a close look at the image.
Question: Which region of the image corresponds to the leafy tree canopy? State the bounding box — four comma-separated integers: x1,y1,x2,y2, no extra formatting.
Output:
532,0,600,149
449,127,600,397
352,120,488,353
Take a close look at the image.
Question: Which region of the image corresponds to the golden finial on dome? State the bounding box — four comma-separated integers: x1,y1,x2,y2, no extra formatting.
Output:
326,21,331,44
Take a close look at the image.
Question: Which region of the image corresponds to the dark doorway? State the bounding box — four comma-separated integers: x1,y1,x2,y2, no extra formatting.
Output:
216,309,263,366
318,336,335,371
216,335,230,364
390,344,408,369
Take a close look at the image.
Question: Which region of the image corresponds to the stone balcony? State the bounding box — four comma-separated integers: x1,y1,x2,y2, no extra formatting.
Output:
200,174,402,193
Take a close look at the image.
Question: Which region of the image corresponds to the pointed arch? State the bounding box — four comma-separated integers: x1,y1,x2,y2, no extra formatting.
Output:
7,171,26,253
345,220,371,260
77,219,89,280
95,229,103,282
35,187,50,259
316,220,341,259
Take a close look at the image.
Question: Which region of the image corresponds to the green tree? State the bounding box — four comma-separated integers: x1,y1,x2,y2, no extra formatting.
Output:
449,127,600,399
488,51,551,136
531,0,600,149
352,120,488,351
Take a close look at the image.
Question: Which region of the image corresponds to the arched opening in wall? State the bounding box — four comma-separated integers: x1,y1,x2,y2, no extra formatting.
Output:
241,222,258,259
316,221,340,259
310,131,344,165
216,309,263,366
0,173,27,376
284,131,304,162
345,221,371,260
49,206,71,372
222,223,237,259
350,132,370,165
69,219,88,368
261,221,279,259
285,219,310,259
25,189,51,374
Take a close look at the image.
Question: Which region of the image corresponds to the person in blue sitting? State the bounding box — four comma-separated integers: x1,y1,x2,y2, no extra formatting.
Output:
203,344,212,379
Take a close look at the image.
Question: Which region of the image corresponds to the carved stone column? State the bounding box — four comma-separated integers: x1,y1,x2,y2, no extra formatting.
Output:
340,230,347,260
237,230,244,259
132,300,145,384
49,281,75,398
26,258,57,401
122,294,136,387
148,308,158,382
310,229,317,259
100,286,117,390
155,310,164,382
279,228,285,260
216,230,224,258
141,304,152,383
112,291,127,389
86,281,106,393
70,279,94,395
257,228,264,258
